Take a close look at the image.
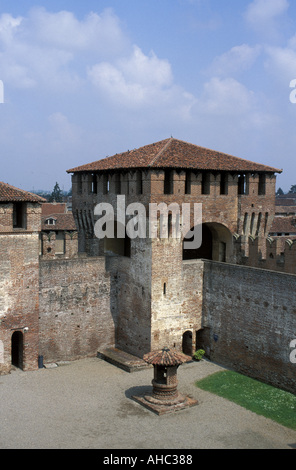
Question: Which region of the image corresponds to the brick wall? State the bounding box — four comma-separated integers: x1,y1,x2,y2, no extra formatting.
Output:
0,202,42,374
202,260,296,394
39,256,114,362
237,236,296,275
0,232,40,373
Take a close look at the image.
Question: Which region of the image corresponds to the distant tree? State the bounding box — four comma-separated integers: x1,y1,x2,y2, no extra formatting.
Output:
49,182,63,202
276,187,284,196
288,185,296,194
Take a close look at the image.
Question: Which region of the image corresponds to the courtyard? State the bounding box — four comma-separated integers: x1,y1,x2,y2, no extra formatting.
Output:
0,356,295,450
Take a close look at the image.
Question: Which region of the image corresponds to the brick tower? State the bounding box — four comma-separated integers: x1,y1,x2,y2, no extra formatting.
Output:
0,182,45,373
68,138,281,358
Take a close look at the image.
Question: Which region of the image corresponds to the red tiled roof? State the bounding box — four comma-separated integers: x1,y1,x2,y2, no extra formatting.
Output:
42,213,77,231
270,217,296,234
275,196,296,206
42,203,67,216
143,347,191,366
67,138,282,174
0,181,46,203
275,206,296,215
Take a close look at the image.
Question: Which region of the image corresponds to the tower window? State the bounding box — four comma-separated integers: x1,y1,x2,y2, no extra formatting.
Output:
13,203,26,229
164,170,173,195
185,172,191,195
220,173,228,195
202,173,210,195
92,174,97,194
258,174,266,195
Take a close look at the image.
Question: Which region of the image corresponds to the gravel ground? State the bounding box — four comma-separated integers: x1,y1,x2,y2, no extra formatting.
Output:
0,357,295,449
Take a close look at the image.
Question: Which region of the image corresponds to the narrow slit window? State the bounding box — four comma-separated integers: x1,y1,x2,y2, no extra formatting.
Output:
258,174,266,195
77,174,82,194
238,175,246,195
13,203,26,229
103,174,109,195
136,171,143,195
164,170,173,195
202,173,210,195
220,173,228,195
92,174,97,194
185,172,191,195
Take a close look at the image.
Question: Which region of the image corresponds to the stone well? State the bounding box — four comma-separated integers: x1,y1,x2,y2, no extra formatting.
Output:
131,347,198,415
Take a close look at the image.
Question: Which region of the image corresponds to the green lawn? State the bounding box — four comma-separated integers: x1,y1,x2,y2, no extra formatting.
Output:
195,370,296,430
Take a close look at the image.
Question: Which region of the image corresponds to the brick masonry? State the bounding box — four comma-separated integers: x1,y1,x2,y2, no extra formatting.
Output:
39,256,114,363
0,202,41,374
2,152,296,395
201,260,296,394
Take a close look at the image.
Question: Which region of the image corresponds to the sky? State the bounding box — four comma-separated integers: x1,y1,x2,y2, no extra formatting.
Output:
0,0,296,192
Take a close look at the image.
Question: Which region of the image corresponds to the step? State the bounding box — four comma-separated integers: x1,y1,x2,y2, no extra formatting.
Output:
97,347,152,373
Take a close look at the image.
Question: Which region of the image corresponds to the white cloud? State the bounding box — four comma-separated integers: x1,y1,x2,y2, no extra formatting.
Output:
0,13,23,44
88,45,195,116
200,77,256,116
209,44,262,77
245,0,289,38
0,8,129,91
195,76,278,133
245,0,289,25
265,45,296,83
24,7,128,57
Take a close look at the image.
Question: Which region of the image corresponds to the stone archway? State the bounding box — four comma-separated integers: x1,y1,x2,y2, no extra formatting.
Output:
182,331,193,356
183,222,233,263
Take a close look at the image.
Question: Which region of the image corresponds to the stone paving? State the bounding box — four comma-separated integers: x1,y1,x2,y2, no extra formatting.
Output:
1,356,296,449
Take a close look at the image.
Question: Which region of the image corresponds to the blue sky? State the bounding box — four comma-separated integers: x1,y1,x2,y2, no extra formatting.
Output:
0,0,296,192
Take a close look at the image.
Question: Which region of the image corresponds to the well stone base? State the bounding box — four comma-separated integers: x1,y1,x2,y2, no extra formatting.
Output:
132,392,198,415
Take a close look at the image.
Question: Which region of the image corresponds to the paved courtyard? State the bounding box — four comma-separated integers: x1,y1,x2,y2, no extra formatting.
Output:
0,357,295,449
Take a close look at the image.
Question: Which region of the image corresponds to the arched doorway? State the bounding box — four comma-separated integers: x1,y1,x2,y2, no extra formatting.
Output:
183,225,213,260
182,331,193,356
11,331,23,369
183,222,233,262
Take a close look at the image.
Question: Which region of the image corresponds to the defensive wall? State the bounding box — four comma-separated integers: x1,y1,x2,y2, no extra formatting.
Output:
236,236,296,274
38,256,115,363
200,260,296,394
37,249,296,394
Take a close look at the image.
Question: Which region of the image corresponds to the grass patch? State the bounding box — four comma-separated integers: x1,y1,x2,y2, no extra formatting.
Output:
196,370,296,430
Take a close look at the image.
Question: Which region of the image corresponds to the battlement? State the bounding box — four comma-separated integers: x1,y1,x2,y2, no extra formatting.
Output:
40,231,78,259
235,235,296,274
71,169,277,200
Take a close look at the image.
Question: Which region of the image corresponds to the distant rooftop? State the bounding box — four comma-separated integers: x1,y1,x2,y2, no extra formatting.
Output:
67,138,282,174
42,213,77,231
42,202,67,216
0,181,46,203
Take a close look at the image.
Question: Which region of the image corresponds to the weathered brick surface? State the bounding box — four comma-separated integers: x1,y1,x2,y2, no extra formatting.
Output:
202,260,296,394
0,232,40,373
39,256,114,362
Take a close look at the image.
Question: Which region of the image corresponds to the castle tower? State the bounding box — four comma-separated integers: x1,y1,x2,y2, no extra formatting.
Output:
67,138,281,358
0,182,45,373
